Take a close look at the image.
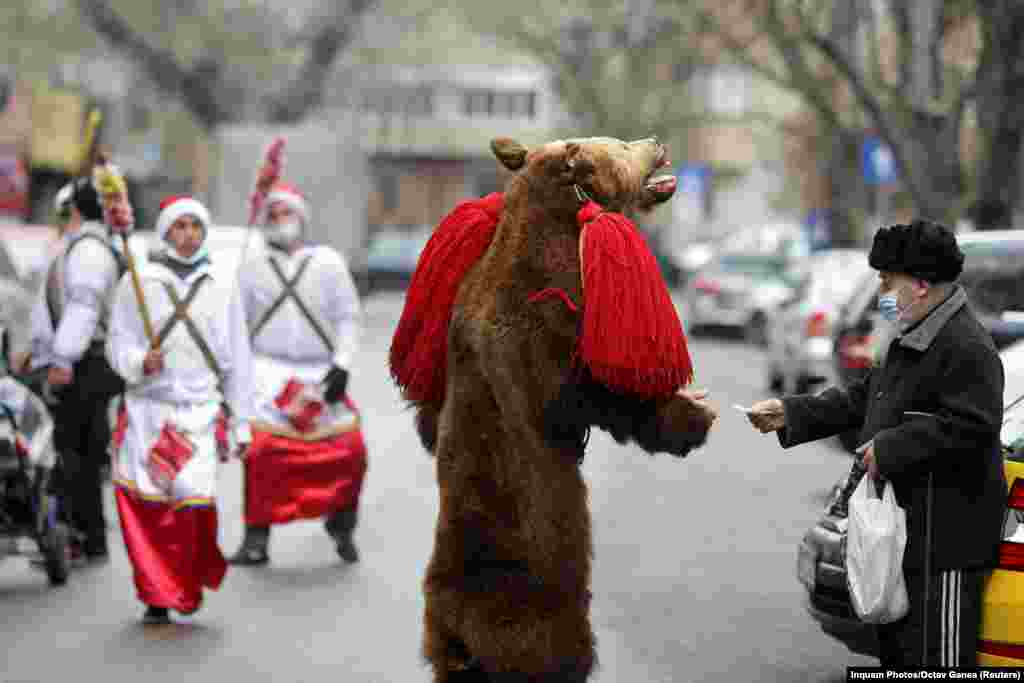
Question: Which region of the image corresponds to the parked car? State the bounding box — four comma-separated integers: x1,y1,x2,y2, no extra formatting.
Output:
683,222,810,345
671,239,718,287
765,249,871,395
351,227,431,296
958,230,1024,349
797,340,1024,664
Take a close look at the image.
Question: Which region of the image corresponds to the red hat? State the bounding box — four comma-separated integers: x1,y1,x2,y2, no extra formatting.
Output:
156,195,211,241
261,182,309,224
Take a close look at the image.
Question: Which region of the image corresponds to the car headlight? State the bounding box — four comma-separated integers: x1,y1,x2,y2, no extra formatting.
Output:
797,541,817,592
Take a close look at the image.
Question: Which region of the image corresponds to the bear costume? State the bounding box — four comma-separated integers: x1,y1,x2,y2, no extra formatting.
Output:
391,136,718,682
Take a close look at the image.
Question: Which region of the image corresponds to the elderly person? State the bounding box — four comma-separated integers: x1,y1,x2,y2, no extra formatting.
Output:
746,220,1006,667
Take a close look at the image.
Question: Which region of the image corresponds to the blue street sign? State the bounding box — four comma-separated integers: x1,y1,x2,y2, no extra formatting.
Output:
677,164,710,195
861,136,897,185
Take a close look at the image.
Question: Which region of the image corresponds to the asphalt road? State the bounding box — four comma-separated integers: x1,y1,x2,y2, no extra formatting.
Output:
1,291,874,683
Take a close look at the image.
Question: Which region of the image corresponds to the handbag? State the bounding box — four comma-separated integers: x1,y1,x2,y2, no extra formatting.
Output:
846,476,910,624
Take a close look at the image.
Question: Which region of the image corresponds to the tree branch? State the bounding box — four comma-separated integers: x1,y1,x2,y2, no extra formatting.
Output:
265,0,379,124
74,0,235,129
806,32,928,209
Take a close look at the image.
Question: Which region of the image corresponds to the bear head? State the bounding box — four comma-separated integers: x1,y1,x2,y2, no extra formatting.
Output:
490,136,677,214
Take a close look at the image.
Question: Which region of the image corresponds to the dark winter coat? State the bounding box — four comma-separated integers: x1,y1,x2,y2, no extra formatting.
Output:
779,285,1006,572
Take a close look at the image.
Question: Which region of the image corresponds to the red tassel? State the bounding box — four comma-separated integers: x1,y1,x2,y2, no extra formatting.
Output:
389,193,504,403
577,201,693,398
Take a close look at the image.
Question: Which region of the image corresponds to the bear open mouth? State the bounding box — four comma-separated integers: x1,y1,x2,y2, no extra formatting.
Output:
644,147,677,200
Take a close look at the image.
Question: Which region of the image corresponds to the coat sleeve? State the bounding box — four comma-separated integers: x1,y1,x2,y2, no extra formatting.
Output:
776,371,874,448
876,342,1004,478
52,241,118,369
322,248,361,371
223,282,254,445
104,273,149,386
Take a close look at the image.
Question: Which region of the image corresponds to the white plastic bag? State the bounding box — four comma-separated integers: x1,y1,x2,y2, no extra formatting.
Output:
846,476,909,624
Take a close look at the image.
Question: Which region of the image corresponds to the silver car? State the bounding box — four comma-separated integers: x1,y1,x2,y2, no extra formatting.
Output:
683,222,810,345
765,249,871,394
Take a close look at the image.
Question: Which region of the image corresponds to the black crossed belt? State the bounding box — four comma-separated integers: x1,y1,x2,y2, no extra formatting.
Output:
249,255,335,354
155,275,223,381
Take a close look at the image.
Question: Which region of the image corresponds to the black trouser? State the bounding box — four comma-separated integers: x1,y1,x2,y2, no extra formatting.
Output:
877,567,988,667
52,351,124,554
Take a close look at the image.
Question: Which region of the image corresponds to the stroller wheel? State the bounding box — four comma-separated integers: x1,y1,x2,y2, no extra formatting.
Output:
42,522,70,585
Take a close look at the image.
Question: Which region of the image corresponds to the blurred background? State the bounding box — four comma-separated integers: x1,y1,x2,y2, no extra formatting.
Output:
3,4,1024,679
0,1,1022,271
0,0,1021,405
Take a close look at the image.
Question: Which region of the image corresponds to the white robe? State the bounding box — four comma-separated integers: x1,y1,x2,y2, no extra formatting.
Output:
237,245,361,432
106,259,254,505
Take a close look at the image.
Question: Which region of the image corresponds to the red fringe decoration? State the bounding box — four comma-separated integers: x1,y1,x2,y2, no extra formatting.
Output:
577,201,693,398
389,193,505,403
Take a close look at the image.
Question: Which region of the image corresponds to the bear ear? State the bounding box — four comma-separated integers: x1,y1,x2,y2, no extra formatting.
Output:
491,138,528,171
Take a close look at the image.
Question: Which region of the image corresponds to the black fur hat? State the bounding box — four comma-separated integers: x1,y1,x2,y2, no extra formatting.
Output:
868,219,964,283
70,176,104,222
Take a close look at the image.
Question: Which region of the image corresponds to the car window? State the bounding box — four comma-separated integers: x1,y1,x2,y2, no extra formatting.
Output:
958,240,1024,314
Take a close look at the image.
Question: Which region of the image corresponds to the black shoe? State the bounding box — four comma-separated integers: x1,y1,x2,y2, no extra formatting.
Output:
335,535,359,564
142,606,171,625
227,546,269,566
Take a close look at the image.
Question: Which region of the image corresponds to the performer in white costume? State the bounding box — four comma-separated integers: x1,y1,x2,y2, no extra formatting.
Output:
106,195,254,624
228,181,367,566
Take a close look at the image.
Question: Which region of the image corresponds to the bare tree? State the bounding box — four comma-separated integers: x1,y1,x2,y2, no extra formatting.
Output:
74,0,379,130
973,0,1024,224
678,0,986,227
450,0,715,142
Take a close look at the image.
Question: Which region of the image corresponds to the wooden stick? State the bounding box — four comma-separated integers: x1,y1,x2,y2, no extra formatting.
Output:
78,109,103,176
121,232,157,349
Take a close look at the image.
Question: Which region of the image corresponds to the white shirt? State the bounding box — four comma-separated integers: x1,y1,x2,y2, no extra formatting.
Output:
51,223,121,370
105,259,254,443
28,232,71,370
238,244,361,372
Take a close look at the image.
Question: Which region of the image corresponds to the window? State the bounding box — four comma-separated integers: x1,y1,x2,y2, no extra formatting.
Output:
361,86,435,117
461,89,536,119
462,90,492,117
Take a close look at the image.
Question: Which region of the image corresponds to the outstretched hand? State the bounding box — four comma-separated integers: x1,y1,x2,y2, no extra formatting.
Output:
678,387,718,423
744,398,786,433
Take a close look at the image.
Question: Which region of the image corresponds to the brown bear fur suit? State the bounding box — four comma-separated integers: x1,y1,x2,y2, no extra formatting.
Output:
413,137,718,683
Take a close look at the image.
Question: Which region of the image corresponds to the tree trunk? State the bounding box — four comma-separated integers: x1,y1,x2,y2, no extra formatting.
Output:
973,1,1024,224
825,0,868,244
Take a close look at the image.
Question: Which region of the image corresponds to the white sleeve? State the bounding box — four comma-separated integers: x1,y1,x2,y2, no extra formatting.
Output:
28,284,55,369
105,273,149,386
223,283,254,444
52,241,118,369
323,249,362,370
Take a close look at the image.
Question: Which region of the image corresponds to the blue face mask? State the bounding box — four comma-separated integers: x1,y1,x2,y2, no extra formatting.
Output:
878,292,901,322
